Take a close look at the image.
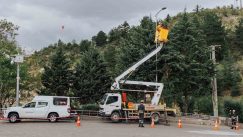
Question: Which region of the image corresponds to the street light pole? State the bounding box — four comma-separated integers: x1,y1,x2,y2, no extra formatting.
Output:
155,7,166,83
16,63,20,106
11,54,24,107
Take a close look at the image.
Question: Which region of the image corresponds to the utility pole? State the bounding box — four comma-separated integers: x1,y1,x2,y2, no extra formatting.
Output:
240,0,242,9
210,45,221,117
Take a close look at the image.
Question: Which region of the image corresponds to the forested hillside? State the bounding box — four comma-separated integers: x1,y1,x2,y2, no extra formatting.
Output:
1,6,243,118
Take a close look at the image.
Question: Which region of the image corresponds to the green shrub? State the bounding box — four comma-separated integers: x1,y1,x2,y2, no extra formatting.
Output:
231,85,241,97
81,104,99,111
194,96,213,115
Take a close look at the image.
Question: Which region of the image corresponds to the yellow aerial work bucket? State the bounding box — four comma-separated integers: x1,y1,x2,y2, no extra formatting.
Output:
155,25,169,43
159,28,169,42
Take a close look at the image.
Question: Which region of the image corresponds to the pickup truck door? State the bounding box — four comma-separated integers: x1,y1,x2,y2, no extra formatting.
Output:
21,102,36,118
35,101,49,118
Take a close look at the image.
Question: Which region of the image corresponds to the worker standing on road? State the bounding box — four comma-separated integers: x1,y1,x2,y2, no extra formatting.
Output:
138,100,145,127
230,109,237,129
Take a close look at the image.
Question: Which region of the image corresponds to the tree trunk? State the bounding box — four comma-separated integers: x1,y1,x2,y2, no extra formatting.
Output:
184,94,189,115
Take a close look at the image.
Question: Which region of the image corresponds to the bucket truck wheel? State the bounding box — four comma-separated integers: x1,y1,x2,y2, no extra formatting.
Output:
151,113,160,124
111,112,121,123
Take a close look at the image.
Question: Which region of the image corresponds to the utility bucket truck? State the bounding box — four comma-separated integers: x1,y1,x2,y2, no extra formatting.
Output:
99,34,176,123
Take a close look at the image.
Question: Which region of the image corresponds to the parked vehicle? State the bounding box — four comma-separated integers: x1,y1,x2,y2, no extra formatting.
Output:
3,96,72,123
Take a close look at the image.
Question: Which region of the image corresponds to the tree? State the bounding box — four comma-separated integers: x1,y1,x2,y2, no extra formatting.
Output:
0,19,28,107
103,44,117,78
0,57,28,107
108,21,130,42
79,40,91,53
115,16,156,82
0,19,19,42
161,13,214,113
73,47,110,103
217,57,242,96
201,11,227,60
95,31,107,47
41,46,72,96
234,18,243,53
193,5,202,13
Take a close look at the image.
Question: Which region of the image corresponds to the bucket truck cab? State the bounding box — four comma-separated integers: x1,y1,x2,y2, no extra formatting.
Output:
99,93,122,118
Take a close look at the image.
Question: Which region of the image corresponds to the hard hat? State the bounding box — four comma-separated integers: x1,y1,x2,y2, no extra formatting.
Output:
140,100,144,103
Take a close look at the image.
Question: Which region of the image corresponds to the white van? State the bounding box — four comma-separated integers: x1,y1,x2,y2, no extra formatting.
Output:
3,96,72,123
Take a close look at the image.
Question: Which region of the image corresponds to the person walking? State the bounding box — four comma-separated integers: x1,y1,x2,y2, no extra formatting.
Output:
138,100,145,127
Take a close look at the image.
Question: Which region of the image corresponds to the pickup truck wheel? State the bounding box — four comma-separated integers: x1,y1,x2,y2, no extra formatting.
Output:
48,113,58,122
9,113,19,123
151,113,160,124
111,112,121,123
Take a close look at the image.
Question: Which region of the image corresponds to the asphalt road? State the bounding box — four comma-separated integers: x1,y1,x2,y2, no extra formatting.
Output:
0,120,242,137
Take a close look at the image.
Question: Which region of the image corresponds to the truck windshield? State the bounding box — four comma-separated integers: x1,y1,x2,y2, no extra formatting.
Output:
100,94,107,105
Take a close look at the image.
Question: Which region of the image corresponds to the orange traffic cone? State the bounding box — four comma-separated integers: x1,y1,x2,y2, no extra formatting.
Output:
76,115,81,127
213,120,219,131
178,119,182,128
235,122,240,131
151,117,155,128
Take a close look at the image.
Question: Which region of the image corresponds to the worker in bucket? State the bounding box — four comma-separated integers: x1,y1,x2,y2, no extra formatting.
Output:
138,100,145,127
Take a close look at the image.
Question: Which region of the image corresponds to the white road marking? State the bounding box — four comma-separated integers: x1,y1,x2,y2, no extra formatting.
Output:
187,130,243,136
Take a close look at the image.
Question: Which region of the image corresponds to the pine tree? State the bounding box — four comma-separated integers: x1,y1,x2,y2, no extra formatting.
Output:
95,31,107,47
161,13,214,113
73,47,110,103
201,11,227,60
41,46,72,96
234,18,243,53
108,21,130,42
217,57,242,96
103,44,117,78
115,16,156,82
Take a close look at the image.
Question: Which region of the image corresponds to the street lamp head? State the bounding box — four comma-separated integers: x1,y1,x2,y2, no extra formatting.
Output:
155,7,167,18
161,7,167,10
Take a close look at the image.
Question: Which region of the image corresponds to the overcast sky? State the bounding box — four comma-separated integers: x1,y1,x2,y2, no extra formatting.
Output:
0,0,235,51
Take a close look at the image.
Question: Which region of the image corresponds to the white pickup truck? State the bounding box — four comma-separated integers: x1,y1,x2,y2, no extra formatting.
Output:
3,96,72,123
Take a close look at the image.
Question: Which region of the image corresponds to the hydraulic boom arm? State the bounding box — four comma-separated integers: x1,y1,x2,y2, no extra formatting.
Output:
111,43,164,90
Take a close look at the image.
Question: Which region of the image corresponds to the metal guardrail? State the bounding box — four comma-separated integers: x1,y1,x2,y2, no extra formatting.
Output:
73,110,99,117
180,113,214,120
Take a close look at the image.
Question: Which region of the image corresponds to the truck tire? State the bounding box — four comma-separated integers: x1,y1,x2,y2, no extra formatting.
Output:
8,113,19,123
110,112,121,123
151,113,160,124
48,113,58,123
